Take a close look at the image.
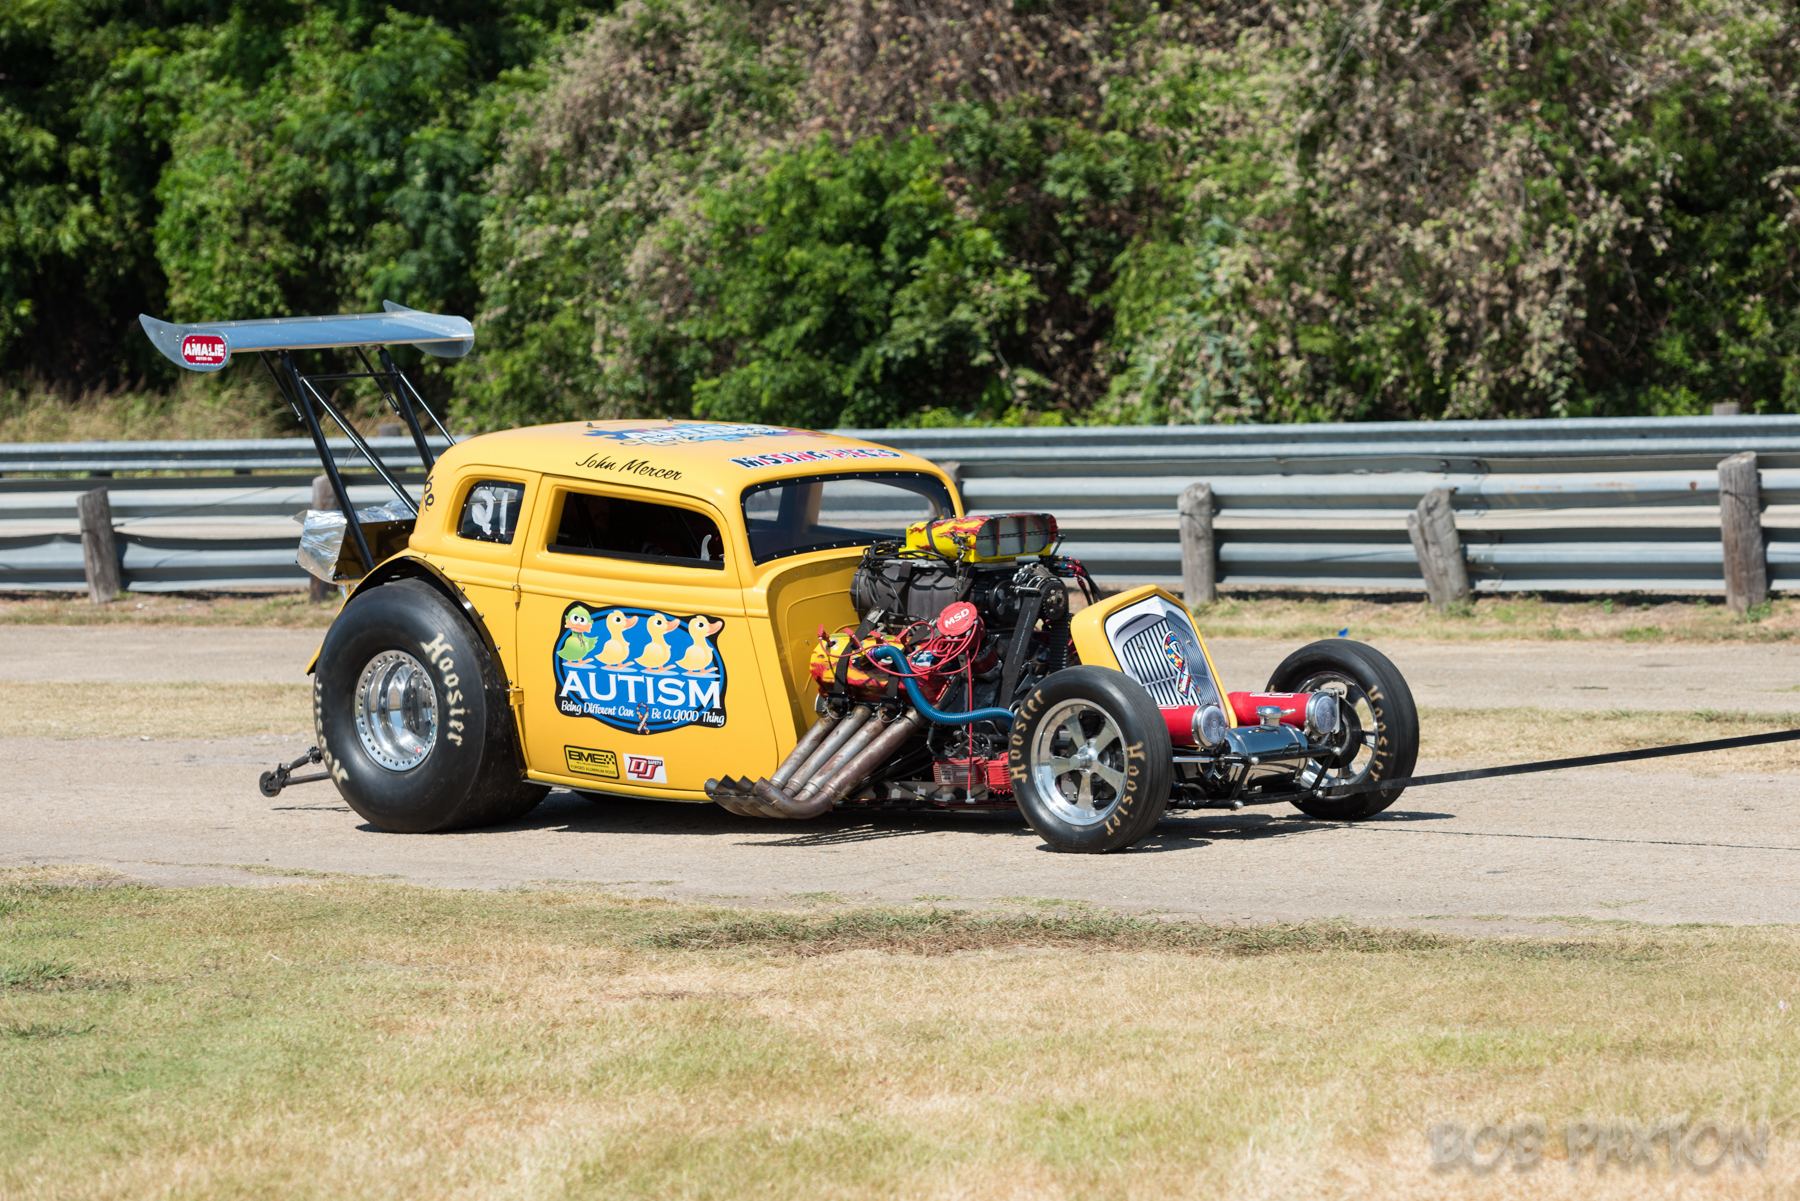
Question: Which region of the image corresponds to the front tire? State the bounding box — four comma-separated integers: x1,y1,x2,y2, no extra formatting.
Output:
1266,639,1419,820
314,579,546,832
1009,666,1172,853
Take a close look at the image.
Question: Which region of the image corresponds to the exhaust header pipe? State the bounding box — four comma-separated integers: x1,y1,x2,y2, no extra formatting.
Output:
722,705,926,819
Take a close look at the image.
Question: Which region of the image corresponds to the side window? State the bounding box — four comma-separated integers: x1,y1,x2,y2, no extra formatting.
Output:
457,481,526,544
548,489,725,570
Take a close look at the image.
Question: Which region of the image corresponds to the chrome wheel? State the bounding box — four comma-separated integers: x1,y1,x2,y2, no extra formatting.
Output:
1029,698,1127,826
1293,671,1377,791
354,650,438,772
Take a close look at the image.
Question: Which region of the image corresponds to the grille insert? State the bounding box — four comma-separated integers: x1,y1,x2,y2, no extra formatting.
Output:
1117,618,1214,708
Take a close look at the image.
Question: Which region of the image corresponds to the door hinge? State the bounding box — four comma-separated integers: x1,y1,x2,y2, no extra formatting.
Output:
506,685,524,707
511,583,522,606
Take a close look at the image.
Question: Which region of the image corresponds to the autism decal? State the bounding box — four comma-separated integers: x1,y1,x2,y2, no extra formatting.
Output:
582,423,818,447
552,602,727,735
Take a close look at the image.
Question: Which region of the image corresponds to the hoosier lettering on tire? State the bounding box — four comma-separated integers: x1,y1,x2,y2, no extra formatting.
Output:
1009,666,1174,853
1265,639,1420,821
313,579,545,833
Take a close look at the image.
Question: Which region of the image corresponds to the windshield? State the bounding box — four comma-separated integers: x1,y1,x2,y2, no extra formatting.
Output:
742,471,955,563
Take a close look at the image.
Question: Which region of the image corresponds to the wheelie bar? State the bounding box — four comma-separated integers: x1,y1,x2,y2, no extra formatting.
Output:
259,747,328,798
1316,725,1800,800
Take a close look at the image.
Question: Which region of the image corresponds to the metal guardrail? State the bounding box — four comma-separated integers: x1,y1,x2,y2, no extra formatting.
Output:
0,475,406,590
0,531,307,591
842,415,1800,473
1,418,1794,595
0,434,450,475
853,419,1800,595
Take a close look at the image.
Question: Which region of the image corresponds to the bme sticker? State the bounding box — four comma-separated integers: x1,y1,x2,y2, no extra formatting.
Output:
552,602,727,735
624,755,667,783
563,745,619,779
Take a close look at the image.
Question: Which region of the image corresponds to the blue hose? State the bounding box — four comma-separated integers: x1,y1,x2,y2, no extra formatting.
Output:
864,644,1014,727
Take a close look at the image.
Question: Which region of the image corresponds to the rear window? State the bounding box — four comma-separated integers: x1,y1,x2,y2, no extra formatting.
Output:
741,472,953,564
457,481,526,544
548,489,725,570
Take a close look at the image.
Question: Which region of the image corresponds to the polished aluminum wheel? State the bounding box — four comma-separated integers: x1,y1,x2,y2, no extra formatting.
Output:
354,650,438,772
1028,698,1127,825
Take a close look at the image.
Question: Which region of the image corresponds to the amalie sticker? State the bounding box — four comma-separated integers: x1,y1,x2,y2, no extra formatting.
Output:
180,334,228,367
552,602,727,735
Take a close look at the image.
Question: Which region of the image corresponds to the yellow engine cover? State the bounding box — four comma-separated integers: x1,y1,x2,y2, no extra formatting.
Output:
904,513,1058,562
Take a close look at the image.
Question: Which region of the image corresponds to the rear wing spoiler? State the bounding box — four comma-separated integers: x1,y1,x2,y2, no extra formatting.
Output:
140,301,472,372
138,301,472,580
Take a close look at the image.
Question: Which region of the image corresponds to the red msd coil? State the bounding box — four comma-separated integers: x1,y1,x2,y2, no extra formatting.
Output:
936,601,980,638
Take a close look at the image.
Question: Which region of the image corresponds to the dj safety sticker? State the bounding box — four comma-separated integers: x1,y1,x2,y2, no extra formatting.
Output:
552,602,727,735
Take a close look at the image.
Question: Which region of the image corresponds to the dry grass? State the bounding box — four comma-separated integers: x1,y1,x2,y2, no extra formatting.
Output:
6,590,1794,642
0,373,416,444
16,676,1793,784
646,908,1452,956
9,669,1793,802
0,374,296,443
0,591,338,628
1420,708,1800,775
0,682,311,739
1190,592,1800,643
0,872,1793,1199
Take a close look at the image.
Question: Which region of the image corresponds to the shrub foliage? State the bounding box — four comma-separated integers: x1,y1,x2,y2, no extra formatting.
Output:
0,0,604,391
5,0,1800,427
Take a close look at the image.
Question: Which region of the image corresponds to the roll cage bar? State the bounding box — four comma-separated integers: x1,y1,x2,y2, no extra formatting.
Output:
139,301,470,576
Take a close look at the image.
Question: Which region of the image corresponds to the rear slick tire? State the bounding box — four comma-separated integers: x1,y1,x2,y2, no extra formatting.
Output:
1009,666,1172,853
313,578,546,832
1266,638,1419,821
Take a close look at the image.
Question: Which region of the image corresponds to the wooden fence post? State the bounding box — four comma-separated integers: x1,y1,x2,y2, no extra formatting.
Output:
1178,482,1216,607
1719,451,1767,614
76,487,121,604
1407,487,1469,609
310,473,337,603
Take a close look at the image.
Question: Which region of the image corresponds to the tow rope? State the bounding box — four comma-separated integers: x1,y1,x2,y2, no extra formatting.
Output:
1319,726,1800,799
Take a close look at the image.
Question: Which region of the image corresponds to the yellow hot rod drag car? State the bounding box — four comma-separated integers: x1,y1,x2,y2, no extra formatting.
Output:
143,306,1420,853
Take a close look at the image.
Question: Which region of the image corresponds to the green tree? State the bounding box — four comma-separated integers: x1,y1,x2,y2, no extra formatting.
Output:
0,0,606,391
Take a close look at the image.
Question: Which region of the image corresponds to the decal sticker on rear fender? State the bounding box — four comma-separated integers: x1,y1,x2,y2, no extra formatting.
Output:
564,745,620,779
551,602,727,735
624,755,667,783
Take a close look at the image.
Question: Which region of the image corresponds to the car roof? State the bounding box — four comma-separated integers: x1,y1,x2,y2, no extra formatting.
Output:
434,420,953,512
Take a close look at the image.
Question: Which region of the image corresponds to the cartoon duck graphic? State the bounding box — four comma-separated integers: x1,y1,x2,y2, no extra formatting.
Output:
596,610,638,670
557,606,599,665
635,613,679,672
678,615,726,673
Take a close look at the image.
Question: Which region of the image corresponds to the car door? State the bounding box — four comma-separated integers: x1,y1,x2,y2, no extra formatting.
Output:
514,477,771,797
419,470,538,689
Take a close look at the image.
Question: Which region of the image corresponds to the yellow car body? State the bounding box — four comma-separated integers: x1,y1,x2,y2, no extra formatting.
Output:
328,418,1225,803
138,306,1416,848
